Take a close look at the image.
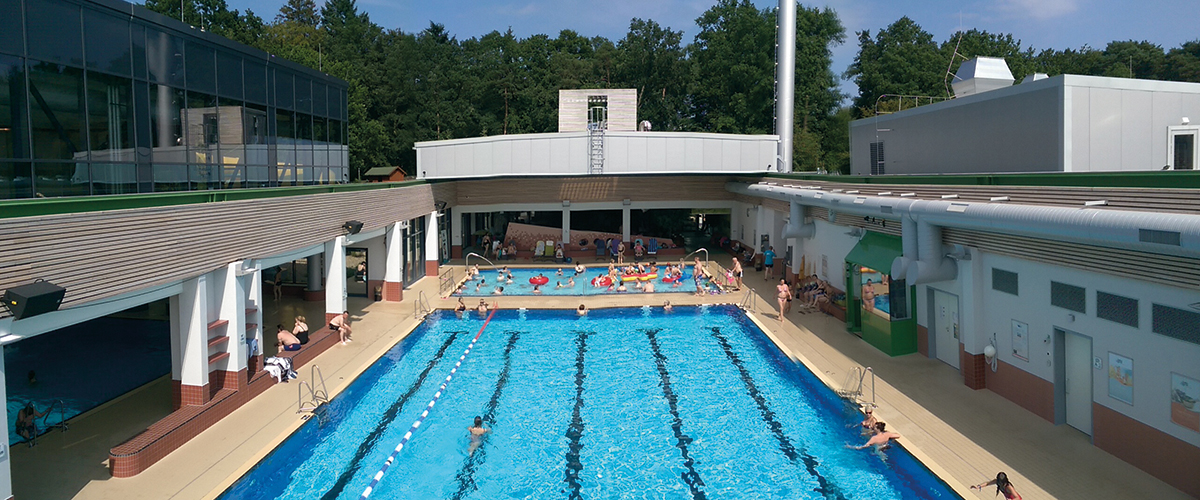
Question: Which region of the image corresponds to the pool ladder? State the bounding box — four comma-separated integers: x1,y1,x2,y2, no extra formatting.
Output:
297,365,330,414
414,291,433,320
737,288,757,311
838,366,876,407
41,399,69,433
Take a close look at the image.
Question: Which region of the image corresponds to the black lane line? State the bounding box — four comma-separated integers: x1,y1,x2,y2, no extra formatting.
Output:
644,328,708,500
320,331,463,500
563,330,591,499
451,330,522,500
709,327,846,500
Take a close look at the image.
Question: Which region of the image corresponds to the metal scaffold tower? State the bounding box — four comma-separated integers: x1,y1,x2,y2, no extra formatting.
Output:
587,98,607,174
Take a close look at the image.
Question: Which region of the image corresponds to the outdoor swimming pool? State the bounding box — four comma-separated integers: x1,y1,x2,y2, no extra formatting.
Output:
219,306,959,499
455,266,710,296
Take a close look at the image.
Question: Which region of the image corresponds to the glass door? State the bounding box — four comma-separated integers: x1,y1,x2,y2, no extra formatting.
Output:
346,248,367,297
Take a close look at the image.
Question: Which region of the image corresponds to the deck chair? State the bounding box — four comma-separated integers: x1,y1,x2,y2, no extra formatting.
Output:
610,239,621,259
594,239,606,259
534,240,545,260
647,238,659,256
543,240,556,260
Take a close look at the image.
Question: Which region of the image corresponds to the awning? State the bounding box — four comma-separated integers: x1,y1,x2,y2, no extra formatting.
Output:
844,231,902,273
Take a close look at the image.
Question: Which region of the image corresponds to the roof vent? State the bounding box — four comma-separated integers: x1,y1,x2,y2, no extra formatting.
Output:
1139,229,1181,246
1021,73,1049,84
952,57,1015,97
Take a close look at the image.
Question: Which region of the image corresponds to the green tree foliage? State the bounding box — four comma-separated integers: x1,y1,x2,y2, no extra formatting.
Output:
614,19,693,131
690,0,778,134
276,0,318,27
1165,41,1200,83
844,17,944,117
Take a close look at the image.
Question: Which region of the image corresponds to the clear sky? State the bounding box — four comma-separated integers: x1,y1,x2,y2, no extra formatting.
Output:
229,0,1199,102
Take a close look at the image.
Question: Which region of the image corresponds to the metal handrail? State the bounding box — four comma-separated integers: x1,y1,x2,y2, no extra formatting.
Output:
41,399,68,432
439,268,457,295
683,248,710,268
837,366,876,406
414,290,432,319
297,365,330,413
738,288,757,311
464,252,497,272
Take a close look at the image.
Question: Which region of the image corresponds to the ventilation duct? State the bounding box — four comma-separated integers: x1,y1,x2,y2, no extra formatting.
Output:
952,57,1015,97
905,218,958,284
783,201,815,239
891,215,917,279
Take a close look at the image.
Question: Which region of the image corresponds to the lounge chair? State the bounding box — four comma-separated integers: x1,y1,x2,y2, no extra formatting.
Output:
534,241,545,260
543,240,556,260
647,238,658,256
594,239,606,259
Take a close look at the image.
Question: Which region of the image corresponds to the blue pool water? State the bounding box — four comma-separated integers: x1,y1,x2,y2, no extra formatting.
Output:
457,266,707,296
220,306,959,499
875,295,891,315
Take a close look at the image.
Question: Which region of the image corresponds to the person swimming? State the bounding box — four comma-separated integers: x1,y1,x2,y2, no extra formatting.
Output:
577,304,588,315
850,422,900,451
468,416,490,455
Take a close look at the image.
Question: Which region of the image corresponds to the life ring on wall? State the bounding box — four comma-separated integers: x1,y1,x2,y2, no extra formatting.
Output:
530,276,550,285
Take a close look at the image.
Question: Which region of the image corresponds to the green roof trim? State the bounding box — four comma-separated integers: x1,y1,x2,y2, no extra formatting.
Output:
0,180,429,220
766,171,1200,189
845,231,902,273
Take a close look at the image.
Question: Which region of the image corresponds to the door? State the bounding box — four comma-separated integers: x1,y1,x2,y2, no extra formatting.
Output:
346,248,368,297
932,289,960,369
1064,329,1093,435
846,262,862,335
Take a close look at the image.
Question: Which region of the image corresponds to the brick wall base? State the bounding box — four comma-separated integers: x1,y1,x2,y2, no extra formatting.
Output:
303,289,325,302
917,325,929,357
425,260,439,277
367,279,383,301
960,343,986,390
178,382,209,407
452,245,463,259
987,359,1055,422
1094,403,1200,497
383,281,403,302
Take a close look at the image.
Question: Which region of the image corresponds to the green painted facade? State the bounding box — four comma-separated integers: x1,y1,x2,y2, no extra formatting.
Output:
843,231,918,356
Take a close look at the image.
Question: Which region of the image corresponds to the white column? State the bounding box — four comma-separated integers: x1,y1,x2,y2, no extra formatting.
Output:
247,268,264,363
425,211,439,275
450,209,462,249
169,295,181,384
621,208,631,241
562,208,571,245
385,222,403,283
179,276,210,401
214,263,247,375
0,352,11,499
326,236,347,316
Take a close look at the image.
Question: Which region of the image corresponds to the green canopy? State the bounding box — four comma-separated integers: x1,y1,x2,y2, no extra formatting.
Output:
844,231,902,274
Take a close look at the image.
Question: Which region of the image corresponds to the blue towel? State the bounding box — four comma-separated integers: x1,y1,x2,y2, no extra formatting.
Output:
247,337,260,357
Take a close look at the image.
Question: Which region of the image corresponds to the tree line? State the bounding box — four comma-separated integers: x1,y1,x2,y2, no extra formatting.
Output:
145,1,1199,176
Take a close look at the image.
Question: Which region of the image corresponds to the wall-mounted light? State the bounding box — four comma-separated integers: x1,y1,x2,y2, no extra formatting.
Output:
343,220,363,234
2,280,66,320
562,200,571,207
623,199,631,206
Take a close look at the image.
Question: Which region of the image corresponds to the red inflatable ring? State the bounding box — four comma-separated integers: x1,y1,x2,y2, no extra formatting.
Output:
592,276,613,287
662,276,678,283
530,276,550,285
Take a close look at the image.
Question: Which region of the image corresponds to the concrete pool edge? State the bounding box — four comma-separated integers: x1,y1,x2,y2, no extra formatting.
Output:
201,315,427,500
742,310,976,499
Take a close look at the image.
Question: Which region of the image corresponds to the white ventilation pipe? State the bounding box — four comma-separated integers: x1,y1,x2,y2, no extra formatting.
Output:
783,201,814,239
891,215,917,279
906,216,958,284
732,182,1200,260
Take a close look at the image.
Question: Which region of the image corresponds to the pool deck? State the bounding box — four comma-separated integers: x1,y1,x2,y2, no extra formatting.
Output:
11,262,1188,499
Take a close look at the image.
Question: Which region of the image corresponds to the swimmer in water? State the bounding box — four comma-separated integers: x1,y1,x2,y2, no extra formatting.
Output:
468,416,490,455
849,422,900,450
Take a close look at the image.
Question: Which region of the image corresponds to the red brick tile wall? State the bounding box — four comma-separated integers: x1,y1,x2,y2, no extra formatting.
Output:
179,383,209,406
209,369,246,394
366,279,384,301
303,289,326,302
383,281,403,302
960,343,986,390
917,325,929,358
171,380,181,410
1093,403,1200,498
425,260,439,277
452,245,463,259
986,360,1055,422
107,321,345,477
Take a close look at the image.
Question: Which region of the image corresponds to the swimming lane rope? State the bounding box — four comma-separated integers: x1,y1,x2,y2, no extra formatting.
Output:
357,306,497,500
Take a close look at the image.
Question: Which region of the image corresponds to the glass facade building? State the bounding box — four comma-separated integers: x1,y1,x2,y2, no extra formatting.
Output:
0,0,349,199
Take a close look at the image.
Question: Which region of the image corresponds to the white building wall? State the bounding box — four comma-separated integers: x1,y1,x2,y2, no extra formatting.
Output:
1066,79,1200,171
973,250,1200,447
798,219,861,286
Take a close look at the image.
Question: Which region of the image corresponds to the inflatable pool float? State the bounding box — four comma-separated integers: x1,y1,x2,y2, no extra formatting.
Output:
639,273,657,281
621,274,639,282
529,276,550,285
592,276,613,287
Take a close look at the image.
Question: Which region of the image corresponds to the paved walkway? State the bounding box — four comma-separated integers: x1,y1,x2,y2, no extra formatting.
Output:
11,262,1188,499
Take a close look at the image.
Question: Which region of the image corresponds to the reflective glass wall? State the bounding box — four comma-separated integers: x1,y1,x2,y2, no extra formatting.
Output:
0,0,349,199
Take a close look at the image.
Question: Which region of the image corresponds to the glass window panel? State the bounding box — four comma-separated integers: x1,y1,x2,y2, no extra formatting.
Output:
1175,134,1195,170
0,0,24,57
0,161,33,199
312,82,326,118
274,70,293,110
33,161,89,197
277,164,296,186
153,163,187,191
328,119,342,146
148,83,185,163
294,77,311,114
83,8,131,77
28,0,83,67
185,42,215,94
246,165,268,187
28,62,87,160
242,103,268,167
145,29,185,87
216,51,242,100
184,91,216,168
131,24,147,80
275,109,293,140
295,113,312,142
86,71,134,163
215,97,241,168
244,60,266,104
88,162,136,195
313,116,327,143
0,54,29,160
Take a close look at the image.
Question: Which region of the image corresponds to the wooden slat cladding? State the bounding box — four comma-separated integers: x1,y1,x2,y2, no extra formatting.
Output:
943,228,1200,290
760,179,1200,215
454,175,734,206
0,185,435,318
430,181,458,206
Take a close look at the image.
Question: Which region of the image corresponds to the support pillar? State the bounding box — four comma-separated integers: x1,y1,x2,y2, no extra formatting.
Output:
304,254,325,301
425,211,439,277
562,208,572,247
384,221,404,301
0,350,12,499
211,263,248,393
175,276,210,407
621,207,631,242
325,237,347,324
246,268,264,376
450,210,463,259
